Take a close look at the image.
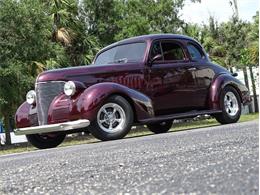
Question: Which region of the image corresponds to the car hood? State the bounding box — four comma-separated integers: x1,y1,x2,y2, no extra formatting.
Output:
37,64,116,84
36,62,143,88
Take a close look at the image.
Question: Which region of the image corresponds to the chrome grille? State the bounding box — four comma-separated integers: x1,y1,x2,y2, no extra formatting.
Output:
36,81,65,125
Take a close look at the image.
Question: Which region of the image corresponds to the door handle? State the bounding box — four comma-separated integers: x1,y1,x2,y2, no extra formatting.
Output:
188,67,197,71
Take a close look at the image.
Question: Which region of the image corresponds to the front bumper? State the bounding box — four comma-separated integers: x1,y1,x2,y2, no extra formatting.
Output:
14,119,90,135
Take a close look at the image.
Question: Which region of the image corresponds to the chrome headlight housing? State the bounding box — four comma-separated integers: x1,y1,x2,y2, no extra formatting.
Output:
64,81,76,96
26,90,36,105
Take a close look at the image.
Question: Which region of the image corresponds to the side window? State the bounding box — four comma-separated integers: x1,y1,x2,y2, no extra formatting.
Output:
150,41,162,59
161,42,185,61
187,43,204,60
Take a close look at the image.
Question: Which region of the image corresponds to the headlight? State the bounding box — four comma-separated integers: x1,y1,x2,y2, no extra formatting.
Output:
26,90,36,105
64,81,76,96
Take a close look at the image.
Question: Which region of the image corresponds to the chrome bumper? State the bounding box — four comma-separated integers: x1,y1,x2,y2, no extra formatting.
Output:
14,119,90,135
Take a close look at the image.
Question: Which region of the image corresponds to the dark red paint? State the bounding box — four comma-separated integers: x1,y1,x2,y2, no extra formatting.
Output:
15,34,251,128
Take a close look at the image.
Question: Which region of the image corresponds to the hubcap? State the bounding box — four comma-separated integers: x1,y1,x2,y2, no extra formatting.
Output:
97,103,126,133
224,92,239,116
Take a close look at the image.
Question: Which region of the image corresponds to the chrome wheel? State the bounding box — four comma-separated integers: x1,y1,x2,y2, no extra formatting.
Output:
97,103,126,133
224,91,239,116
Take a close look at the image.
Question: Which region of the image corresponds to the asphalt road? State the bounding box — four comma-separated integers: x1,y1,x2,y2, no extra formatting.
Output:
0,120,258,195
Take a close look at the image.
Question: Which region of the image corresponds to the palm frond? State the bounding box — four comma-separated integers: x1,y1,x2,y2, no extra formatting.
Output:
55,27,73,45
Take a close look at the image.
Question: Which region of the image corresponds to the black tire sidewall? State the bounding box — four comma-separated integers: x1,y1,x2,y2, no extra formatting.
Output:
26,133,66,149
147,121,172,134
89,95,134,141
217,86,241,123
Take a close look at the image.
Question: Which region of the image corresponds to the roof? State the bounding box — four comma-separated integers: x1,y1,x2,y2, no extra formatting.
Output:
100,34,200,52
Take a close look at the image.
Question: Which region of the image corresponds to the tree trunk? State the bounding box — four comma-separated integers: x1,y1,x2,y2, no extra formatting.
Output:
3,115,11,145
249,66,258,113
243,67,253,113
229,66,233,73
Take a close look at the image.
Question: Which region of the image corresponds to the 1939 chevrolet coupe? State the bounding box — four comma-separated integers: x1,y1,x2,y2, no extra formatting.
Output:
15,34,251,149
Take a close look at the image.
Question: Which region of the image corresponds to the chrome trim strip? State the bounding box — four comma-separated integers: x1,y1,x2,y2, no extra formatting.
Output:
35,80,66,84
14,119,90,135
35,81,66,89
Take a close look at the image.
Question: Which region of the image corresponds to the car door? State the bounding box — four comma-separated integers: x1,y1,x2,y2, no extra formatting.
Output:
186,41,216,108
147,39,198,116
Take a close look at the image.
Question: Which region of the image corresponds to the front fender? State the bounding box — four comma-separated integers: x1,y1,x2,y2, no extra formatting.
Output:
209,73,250,110
77,82,154,122
15,102,38,128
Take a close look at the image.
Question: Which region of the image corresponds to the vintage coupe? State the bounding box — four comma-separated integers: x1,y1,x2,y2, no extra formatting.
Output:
15,34,251,149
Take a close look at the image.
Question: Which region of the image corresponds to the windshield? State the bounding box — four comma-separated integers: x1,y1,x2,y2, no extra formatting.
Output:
94,42,147,65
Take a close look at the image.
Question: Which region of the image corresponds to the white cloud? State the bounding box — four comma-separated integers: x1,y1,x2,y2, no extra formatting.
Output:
181,0,259,24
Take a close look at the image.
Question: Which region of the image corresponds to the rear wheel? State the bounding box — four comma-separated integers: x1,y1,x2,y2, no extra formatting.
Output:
215,86,241,124
88,95,134,141
26,133,66,149
147,121,172,134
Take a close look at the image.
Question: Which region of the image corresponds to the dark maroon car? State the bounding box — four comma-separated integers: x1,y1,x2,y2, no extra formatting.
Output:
15,34,251,149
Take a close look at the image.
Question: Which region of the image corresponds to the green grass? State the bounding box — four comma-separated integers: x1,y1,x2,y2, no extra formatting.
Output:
0,113,258,156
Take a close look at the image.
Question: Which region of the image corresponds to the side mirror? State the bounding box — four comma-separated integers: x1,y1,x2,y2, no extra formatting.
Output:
149,54,163,65
232,72,238,77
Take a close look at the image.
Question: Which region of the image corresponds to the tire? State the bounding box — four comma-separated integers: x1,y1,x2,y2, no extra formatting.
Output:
26,133,66,149
147,121,172,134
214,86,241,124
88,95,134,141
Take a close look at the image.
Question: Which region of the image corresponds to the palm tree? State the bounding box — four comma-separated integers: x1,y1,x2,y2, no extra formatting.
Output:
229,0,258,113
48,0,76,45
229,0,238,18
42,0,100,66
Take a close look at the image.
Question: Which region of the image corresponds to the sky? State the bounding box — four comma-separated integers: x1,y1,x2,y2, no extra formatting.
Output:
181,0,259,24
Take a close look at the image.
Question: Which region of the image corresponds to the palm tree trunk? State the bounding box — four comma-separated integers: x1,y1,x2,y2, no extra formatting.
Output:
249,66,258,112
243,67,253,113
243,67,250,88
232,0,239,17
3,114,11,145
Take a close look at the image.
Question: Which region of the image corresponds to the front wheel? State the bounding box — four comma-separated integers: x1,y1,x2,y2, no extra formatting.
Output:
26,133,66,149
214,86,241,124
147,121,172,134
88,95,134,141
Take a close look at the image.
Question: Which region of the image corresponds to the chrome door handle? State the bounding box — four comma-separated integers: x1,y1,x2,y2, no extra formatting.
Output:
188,67,197,71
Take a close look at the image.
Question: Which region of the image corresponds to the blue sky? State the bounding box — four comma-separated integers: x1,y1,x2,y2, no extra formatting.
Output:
181,0,259,24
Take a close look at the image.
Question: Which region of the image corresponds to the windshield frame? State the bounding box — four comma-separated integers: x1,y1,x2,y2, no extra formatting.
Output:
93,41,147,66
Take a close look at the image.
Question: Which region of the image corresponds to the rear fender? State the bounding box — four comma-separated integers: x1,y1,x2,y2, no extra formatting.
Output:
208,73,249,110
77,82,154,122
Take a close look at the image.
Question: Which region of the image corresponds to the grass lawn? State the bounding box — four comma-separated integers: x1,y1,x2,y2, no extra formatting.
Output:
0,113,258,156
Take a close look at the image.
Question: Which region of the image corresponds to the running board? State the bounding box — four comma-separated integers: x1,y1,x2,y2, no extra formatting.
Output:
139,110,222,124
